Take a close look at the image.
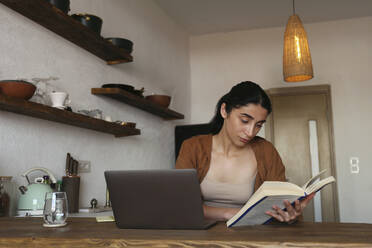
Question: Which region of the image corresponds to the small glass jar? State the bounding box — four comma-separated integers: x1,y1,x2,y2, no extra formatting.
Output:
0,176,12,217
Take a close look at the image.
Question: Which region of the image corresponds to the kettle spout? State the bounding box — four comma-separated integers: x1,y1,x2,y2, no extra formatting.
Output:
19,185,28,195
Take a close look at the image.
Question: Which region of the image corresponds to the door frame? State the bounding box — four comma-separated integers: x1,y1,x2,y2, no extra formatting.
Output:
265,84,340,222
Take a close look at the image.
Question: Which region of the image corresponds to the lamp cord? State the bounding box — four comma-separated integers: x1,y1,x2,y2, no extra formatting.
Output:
292,0,296,15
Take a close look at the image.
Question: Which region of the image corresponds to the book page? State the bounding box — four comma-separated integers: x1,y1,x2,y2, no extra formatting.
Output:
256,181,304,196
302,169,327,190
237,181,305,216
305,176,335,194
227,195,300,227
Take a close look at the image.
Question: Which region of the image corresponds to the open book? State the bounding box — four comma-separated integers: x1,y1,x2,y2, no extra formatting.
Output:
226,170,335,227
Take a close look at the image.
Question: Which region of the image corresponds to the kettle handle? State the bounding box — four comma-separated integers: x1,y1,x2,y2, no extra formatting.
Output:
21,167,57,184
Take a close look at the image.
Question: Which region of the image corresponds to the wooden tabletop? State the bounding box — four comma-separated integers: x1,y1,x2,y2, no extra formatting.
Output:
1,217,372,247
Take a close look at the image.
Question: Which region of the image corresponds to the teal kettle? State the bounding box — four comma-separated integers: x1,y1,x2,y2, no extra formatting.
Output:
17,167,57,216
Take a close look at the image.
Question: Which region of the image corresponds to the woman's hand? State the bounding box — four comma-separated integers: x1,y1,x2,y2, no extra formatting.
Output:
265,192,315,223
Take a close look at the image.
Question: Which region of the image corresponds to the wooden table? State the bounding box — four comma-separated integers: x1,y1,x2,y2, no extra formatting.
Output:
1,217,372,247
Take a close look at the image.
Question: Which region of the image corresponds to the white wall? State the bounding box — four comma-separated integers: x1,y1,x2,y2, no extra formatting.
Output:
190,17,372,223
0,0,190,214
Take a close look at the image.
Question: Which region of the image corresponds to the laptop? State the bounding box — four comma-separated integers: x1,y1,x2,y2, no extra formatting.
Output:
104,169,217,229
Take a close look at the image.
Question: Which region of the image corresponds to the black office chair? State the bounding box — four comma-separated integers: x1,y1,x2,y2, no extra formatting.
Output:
174,123,213,161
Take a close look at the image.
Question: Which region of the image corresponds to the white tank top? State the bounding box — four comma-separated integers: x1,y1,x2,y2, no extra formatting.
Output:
200,171,256,208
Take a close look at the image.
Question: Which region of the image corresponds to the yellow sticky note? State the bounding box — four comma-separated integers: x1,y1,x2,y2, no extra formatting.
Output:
96,216,115,222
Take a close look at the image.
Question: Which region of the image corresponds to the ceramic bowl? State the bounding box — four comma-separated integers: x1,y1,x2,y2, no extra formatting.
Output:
0,80,36,100
46,0,70,14
145,95,171,108
71,14,103,34
102,84,134,92
105,37,133,53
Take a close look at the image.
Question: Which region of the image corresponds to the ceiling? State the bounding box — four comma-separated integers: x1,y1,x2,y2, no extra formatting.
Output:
155,0,372,35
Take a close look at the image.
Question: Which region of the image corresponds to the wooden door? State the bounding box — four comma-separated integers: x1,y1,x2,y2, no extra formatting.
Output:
265,85,339,222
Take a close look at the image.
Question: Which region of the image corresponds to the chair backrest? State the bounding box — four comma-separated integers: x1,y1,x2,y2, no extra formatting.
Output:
174,123,213,160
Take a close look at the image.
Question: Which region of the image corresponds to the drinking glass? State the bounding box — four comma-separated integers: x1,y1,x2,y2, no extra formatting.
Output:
43,192,68,227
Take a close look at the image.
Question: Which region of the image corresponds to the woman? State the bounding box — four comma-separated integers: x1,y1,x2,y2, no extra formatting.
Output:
176,81,314,223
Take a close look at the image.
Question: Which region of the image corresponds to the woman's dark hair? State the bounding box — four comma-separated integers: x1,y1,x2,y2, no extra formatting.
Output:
209,81,272,134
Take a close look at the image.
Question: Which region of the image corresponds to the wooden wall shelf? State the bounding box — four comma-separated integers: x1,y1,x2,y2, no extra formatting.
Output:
0,95,140,137
0,0,133,64
91,88,184,120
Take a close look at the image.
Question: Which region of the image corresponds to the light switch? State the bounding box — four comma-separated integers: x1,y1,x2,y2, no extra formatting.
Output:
78,160,91,173
350,157,359,174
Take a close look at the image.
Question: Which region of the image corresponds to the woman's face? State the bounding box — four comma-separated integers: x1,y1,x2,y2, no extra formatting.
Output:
221,103,268,147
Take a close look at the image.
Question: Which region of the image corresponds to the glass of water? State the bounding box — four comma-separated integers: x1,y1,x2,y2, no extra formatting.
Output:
43,192,68,227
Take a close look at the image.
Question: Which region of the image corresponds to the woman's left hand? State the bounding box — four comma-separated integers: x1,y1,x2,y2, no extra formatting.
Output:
265,192,315,223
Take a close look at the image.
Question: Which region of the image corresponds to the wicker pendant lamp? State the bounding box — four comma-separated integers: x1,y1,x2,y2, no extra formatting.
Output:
283,0,313,82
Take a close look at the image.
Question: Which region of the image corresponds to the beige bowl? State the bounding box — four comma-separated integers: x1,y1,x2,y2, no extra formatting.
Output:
0,80,36,100
145,95,171,108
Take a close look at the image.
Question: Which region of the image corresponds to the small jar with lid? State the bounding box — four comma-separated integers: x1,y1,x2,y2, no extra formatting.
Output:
0,176,12,217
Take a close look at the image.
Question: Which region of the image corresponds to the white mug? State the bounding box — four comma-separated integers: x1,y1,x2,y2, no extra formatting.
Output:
49,92,70,108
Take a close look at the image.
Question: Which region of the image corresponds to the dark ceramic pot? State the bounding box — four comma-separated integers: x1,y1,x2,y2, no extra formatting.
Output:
47,0,70,14
71,14,103,35
105,37,133,53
